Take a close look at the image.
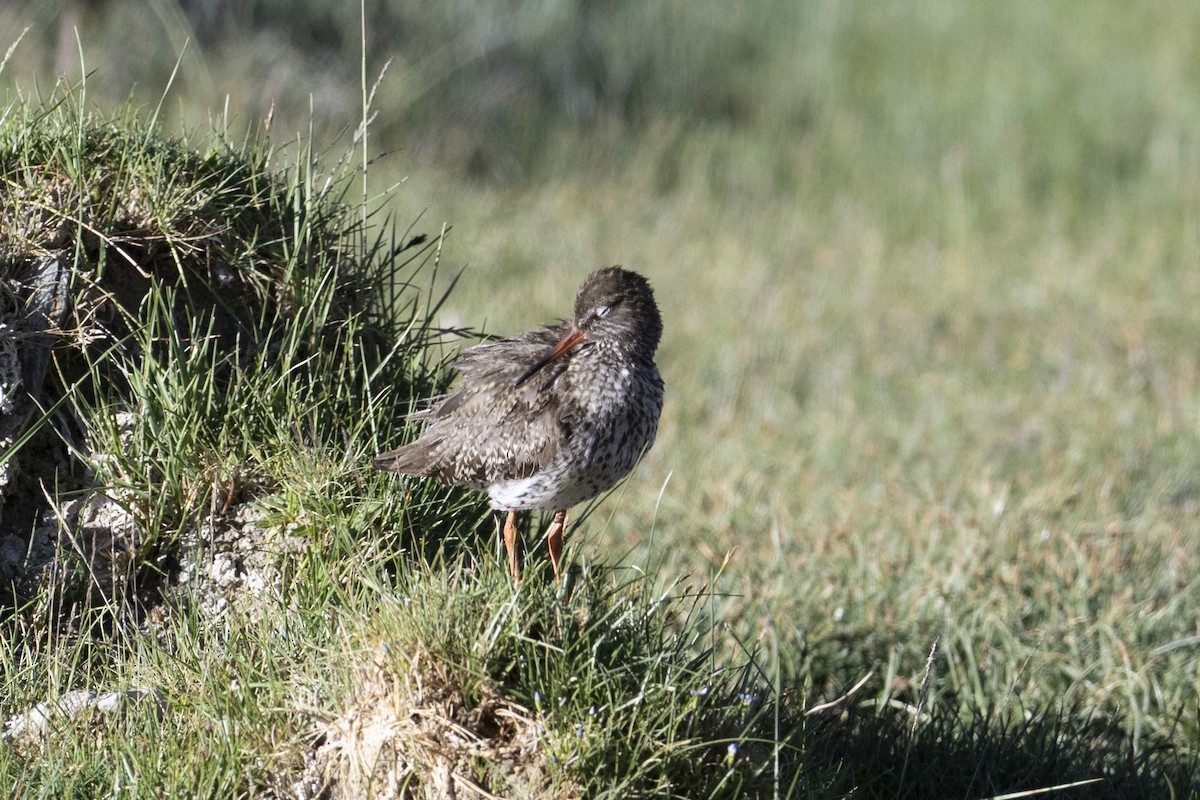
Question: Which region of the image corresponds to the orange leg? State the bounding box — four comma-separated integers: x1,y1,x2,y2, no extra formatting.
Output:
503,510,521,583
546,510,567,582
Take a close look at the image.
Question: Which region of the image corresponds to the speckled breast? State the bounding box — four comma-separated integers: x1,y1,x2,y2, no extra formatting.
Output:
487,362,663,511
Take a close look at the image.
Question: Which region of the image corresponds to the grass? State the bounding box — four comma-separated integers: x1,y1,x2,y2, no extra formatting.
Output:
2,1,1200,797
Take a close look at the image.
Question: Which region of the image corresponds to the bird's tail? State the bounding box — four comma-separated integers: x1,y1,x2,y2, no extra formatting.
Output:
371,441,433,474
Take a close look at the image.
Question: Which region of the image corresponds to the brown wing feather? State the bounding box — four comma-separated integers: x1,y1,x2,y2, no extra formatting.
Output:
372,323,574,485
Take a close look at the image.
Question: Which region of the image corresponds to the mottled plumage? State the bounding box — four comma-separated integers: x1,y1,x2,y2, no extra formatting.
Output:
373,266,664,581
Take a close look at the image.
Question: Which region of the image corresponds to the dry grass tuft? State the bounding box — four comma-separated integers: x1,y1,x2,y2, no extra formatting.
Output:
312,643,570,800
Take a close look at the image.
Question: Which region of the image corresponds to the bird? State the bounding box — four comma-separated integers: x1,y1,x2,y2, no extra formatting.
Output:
372,266,664,582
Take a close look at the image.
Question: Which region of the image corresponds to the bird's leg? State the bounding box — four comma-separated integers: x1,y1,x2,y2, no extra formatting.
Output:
546,509,567,581
503,510,521,583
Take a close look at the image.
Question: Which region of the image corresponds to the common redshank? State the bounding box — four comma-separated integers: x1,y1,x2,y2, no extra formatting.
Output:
372,266,664,582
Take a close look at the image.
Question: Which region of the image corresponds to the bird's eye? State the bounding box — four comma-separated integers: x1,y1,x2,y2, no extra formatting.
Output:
595,305,611,319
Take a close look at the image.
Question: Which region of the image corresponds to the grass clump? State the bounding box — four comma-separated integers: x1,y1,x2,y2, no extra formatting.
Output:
314,564,794,798
0,82,439,613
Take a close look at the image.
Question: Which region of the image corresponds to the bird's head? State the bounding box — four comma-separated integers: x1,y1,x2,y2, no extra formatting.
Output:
573,266,662,358
513,266,662,388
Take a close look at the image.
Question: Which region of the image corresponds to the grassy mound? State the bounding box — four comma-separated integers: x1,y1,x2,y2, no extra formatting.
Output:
0,88,789,798
0,88,441,612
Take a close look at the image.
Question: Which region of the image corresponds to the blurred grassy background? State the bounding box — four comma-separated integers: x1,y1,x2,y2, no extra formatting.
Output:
4,0,1198,756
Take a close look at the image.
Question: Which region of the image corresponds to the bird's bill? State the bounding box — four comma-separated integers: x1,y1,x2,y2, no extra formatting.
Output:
548,327,587,361
514,327,587,386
